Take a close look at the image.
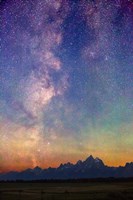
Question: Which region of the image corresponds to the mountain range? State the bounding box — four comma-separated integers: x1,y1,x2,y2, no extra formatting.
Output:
1,155,133,180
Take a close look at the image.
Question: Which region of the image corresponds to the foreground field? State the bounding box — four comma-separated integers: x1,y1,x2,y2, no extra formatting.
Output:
0,180,133,200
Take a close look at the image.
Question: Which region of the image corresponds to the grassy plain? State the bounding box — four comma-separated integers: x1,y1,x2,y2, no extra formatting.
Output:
0,179,133,199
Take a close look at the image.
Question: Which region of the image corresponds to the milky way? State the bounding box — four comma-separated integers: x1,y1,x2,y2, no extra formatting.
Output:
0,0,133,172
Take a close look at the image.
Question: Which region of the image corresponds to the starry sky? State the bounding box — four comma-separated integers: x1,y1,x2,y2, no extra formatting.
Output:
0,0,133,172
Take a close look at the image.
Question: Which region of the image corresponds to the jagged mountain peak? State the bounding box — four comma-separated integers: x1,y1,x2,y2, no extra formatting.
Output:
76,160,83,165
82,155,105,170
84,155,94,162
95,157,104,164
59,162,73,169
125,162,133,167
33,166,42,170
1,156,133,180
32,166,42,175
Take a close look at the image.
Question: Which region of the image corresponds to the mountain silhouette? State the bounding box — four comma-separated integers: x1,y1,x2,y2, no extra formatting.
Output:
0,156,133,180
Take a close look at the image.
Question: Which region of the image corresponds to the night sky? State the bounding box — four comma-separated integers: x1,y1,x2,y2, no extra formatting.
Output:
0,0,133,172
